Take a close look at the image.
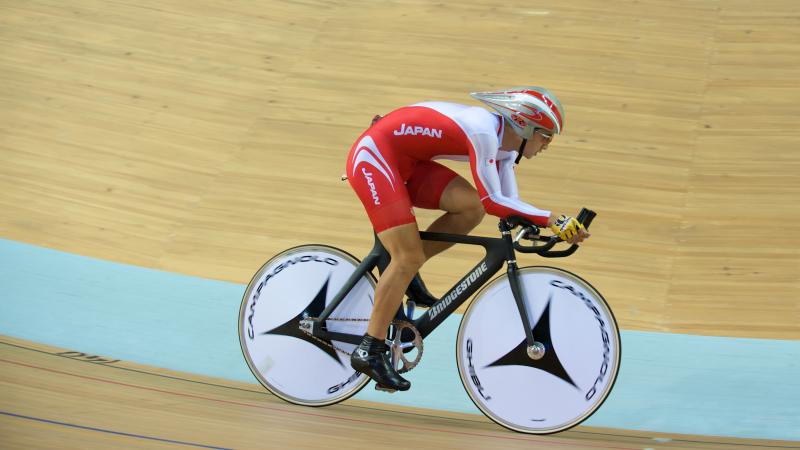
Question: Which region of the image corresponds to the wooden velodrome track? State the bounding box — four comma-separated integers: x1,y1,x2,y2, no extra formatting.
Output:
1,0,798,448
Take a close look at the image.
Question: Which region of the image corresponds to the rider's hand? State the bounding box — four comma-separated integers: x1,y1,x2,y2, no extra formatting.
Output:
549,214,589,244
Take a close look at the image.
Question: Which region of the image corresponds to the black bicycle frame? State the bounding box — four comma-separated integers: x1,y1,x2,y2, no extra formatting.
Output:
311,220,539,349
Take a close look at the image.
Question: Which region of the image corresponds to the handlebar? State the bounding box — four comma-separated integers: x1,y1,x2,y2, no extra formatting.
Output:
505,208,596,258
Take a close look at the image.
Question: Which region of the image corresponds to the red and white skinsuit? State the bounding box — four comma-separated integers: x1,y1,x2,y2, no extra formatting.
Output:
346,102,551,233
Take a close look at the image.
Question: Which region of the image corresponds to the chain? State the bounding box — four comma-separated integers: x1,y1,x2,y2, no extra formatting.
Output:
300,317,370,356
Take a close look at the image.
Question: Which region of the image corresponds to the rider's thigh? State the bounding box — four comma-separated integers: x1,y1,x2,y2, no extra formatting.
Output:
377,222,426,272
406,160,459,209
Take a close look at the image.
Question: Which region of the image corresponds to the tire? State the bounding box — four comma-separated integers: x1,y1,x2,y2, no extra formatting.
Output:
456,266,621,434
238,244,375,406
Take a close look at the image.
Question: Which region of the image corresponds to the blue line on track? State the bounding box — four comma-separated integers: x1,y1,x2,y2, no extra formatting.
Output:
0,411,233,450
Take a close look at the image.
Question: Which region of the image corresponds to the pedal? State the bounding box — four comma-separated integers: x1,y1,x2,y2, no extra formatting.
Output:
374,384,397,393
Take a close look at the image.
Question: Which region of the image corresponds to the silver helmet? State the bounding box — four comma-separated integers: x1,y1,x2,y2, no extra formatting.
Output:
470,87,565,139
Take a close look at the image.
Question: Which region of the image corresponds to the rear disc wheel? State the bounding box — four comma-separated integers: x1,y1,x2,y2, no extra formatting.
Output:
238,245,375,406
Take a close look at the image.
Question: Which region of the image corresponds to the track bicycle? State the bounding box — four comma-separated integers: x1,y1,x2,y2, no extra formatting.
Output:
238,209,620,434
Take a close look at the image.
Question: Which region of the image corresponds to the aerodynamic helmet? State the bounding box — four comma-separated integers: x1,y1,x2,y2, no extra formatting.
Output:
470,86,565,139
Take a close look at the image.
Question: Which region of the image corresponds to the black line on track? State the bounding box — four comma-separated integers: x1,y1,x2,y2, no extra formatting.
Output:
0,411,233,450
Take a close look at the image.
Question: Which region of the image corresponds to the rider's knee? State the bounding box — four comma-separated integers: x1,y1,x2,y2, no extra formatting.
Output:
463,203,486,227
392,249,426,274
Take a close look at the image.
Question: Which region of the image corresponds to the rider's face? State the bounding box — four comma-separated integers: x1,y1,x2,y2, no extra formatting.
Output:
523,129,553,159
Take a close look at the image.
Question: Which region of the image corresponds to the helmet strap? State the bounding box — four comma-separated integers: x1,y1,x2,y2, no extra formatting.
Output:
515,139,527,164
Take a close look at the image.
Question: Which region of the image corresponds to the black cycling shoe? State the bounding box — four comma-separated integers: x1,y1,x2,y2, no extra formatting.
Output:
350,335,410,392
406,274,437,308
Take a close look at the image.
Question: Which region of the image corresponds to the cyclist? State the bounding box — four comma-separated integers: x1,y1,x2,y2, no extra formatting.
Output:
346,87,589,391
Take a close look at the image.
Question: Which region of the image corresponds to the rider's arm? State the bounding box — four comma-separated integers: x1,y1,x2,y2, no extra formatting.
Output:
468,132,551,227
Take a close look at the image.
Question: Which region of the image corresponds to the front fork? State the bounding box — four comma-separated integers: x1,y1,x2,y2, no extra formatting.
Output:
500,221,546,360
